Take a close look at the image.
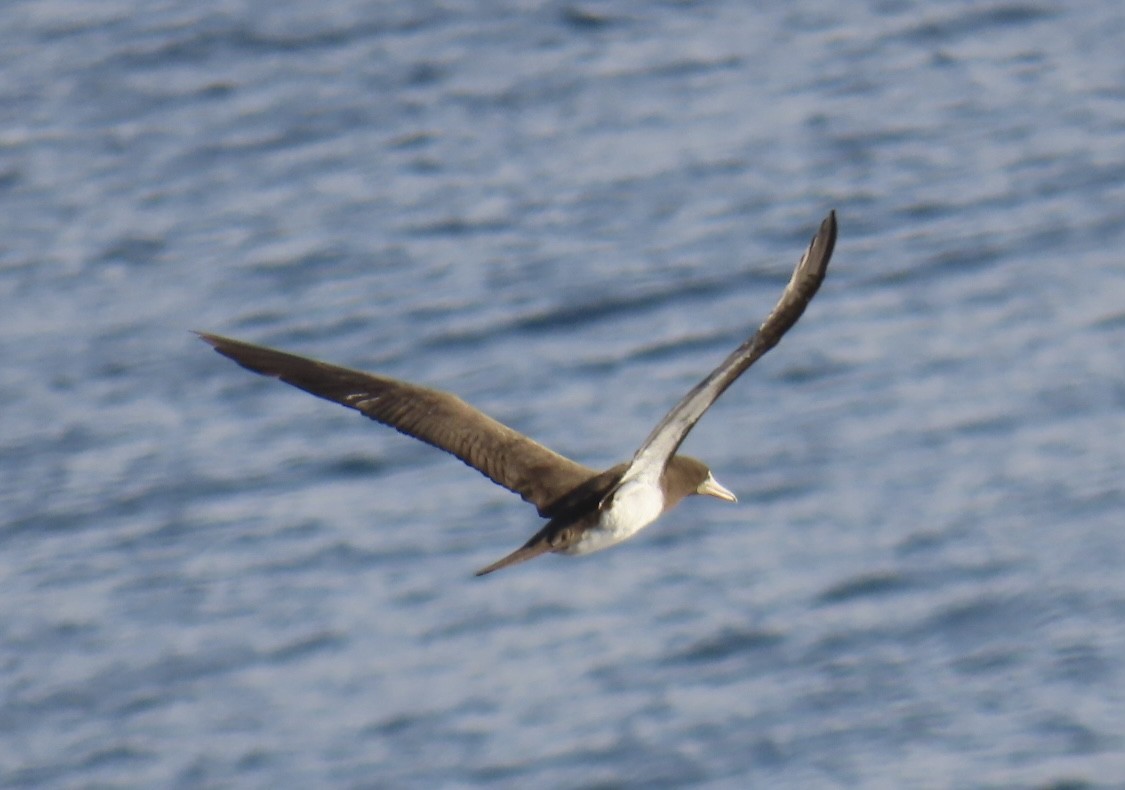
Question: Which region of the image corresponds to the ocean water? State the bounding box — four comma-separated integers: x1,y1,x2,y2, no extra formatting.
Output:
2,1,1124,787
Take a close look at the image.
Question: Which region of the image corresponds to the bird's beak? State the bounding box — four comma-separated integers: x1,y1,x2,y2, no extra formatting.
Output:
698,473,737,503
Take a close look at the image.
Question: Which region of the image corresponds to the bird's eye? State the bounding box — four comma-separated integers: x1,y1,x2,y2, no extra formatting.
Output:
552,529,570,547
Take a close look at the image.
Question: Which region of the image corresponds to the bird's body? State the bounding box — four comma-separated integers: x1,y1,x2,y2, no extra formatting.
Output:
199,211,837,575
568,478,664,556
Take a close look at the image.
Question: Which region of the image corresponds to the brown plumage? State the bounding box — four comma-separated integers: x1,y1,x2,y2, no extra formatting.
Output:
199,210,836,575
195,335,595,517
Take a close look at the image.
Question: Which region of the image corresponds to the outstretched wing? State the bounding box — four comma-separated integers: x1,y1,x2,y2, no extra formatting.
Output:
198,333,596,515
622,210,837,482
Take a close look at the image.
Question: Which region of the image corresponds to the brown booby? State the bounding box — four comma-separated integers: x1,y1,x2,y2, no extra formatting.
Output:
199,211,836,575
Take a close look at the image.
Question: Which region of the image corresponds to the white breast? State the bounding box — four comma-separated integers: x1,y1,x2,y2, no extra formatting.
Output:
563,479,665,556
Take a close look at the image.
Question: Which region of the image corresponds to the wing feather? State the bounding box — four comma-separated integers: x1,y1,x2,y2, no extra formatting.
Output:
198,333,595,515
623,210,837,481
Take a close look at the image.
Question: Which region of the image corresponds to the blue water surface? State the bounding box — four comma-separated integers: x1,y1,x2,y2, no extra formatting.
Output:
2,1,1124,787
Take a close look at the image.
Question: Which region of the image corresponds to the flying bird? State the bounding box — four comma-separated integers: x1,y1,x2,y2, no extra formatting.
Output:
199,210,836,575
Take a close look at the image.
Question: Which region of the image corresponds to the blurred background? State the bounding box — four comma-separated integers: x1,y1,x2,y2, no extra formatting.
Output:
2,1,1123,787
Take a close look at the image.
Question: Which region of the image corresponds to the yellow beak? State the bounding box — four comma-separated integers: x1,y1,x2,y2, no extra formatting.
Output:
697,473,737,502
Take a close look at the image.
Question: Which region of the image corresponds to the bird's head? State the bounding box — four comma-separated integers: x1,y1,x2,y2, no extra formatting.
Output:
668,456,737,506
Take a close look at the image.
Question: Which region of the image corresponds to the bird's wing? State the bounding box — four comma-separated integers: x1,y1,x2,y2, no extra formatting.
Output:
198,333,596,515
622,210,837,484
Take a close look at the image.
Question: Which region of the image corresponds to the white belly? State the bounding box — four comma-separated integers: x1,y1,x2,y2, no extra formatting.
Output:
563,479,665,556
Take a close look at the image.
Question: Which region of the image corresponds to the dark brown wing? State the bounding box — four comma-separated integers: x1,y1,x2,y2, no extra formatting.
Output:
198,333,596,515
624,210,837,479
